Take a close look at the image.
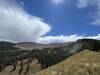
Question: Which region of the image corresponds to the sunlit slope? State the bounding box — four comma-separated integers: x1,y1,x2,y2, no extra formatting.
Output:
35,50,100,75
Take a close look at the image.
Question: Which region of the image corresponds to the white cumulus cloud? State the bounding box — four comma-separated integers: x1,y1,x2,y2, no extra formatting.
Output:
0,0,100,44
0,0,51,42
36,34,100,44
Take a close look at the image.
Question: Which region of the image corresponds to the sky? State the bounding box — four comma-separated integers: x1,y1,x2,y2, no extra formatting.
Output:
0,0,100,44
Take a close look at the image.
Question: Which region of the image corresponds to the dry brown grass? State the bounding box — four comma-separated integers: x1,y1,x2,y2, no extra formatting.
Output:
34,50,100,75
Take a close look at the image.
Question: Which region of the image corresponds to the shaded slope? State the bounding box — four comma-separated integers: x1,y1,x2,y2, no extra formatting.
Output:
0,41,17,51
36,39,100,69
35,50,100,75
0,50,41,75
0,59,41,75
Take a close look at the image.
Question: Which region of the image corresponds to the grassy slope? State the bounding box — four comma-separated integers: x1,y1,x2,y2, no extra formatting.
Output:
35,50,100,75
0,50,100,75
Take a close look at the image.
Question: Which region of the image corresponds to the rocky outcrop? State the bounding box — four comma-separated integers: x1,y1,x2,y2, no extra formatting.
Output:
37,39,100,69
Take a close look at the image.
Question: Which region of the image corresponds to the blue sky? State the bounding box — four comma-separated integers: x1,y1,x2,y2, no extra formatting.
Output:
17,0,100,36
0,0,100,43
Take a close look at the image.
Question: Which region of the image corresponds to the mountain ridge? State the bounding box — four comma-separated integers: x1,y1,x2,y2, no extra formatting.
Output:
0,39,100,75
35,50,100,75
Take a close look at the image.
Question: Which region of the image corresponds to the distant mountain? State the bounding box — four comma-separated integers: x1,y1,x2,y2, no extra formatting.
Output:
0,41,17,51
35,50,100,75
0,41,71,51
15,42,71,50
